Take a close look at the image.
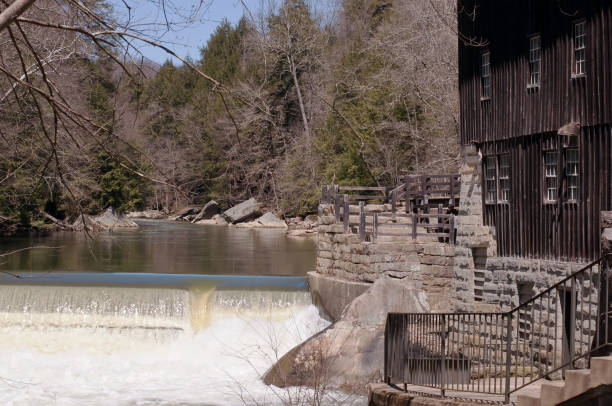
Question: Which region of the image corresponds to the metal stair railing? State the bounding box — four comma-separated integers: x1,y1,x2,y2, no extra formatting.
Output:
384,254,612,403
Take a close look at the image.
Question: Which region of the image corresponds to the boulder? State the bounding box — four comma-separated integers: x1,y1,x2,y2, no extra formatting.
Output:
303,214,318,228
126,210,166,219
191,200,219,223
286,229,317,238
263,277,429,391
222,198,262,224
93,207,139,228
73,207,138,231
196,214,227,226
169,206,199,221
254,212,287,229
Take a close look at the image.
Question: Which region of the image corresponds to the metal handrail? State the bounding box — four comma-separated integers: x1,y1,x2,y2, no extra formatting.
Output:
384,254,612,403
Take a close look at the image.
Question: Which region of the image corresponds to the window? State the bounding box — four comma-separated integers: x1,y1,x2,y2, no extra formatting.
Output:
573,21,586,76
481,51,491,99
498,154,511,202
485,156,497,203
566,149,579,201
528,35,541,87
484,155,511,203
544,152,558,202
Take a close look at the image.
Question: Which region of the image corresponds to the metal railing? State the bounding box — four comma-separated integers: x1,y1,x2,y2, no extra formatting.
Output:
384,254,612,403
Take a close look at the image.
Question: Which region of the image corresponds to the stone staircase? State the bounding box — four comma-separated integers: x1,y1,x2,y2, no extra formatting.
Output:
517,356,612,406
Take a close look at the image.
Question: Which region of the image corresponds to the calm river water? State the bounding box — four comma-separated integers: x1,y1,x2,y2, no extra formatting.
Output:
0,219,316,275
0,220,347,406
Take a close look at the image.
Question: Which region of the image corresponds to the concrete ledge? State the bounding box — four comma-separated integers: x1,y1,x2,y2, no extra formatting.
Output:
308,271,371,321
367,384,484,406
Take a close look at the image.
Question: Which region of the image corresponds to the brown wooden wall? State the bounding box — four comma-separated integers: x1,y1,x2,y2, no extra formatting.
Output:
481,124,612,262
459,0,612,145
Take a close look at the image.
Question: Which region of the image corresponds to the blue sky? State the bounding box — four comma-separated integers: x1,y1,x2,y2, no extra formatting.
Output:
111,0,260,64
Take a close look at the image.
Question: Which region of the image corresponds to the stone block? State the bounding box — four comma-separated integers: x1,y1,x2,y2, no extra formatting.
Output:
601,211,612,228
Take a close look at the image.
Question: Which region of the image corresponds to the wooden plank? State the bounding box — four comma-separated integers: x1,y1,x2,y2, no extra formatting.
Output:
338,186,387,192
345,195,387,201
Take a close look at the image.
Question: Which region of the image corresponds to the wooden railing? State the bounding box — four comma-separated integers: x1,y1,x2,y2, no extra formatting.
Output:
323,194,455,244
321,173,460,213
384,254,612,403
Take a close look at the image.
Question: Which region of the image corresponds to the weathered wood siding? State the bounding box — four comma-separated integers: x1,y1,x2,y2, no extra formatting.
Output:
481,126,611,261
459,0,612,144
458,0,612,261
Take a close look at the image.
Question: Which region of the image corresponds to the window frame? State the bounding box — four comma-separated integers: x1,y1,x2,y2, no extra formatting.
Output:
483,154,511,205
484,155,497,204
498,154,511,203
543,151,559,204
480,50,491,100
528,34,541,88
565,148,579,203
572,20,586,78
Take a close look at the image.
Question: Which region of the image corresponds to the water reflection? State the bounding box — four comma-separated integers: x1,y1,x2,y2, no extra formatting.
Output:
0,220,316,275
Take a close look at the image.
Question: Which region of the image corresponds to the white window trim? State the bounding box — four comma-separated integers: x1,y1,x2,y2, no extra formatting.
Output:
498,154,511,203
572,20,586,78
484,156,497,203
565,148,579,203
528,34,541,88
544,151,559,203
481,51,491,100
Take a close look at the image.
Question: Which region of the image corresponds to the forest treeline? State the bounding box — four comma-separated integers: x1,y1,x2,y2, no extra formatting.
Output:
0,0,459,225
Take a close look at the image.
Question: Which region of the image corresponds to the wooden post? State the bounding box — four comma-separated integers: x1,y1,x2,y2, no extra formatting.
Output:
373,212,378,243
449,215,455,245
391,190,397,213
438,203,443,228
405,176,411,213
343,194,350,233
359,202,366,241
412,213,417,240
321,185,326,204
384,186,390,204
334,186,341,222
449,175,455,206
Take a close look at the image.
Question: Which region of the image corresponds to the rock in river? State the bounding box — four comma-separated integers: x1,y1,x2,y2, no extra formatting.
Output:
191,200,219,223
222,198,262,224
126,210,166,219
73,207,139,231
234,212,288,229
263,277,430,392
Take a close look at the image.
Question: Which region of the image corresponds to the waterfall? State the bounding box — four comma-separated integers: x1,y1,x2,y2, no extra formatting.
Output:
0,273,331,405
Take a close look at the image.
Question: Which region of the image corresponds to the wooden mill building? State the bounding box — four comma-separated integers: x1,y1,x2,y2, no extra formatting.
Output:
458,0,612,262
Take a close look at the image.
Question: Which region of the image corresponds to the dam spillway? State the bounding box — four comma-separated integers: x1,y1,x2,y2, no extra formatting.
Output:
0,273,330,405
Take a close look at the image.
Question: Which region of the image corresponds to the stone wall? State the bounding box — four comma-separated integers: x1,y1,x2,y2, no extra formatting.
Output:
314,210,455,313
452,144,497,311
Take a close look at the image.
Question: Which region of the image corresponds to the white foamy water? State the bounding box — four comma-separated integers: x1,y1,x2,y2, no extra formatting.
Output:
0,276,334,406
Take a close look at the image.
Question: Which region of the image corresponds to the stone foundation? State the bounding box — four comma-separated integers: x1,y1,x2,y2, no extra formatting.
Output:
315,210,455,313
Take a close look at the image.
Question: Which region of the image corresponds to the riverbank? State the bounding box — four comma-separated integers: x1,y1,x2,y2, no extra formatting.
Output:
127,198,319,238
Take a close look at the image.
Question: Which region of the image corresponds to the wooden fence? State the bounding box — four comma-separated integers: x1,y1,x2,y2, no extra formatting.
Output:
322,193,455,244
321,174,460,213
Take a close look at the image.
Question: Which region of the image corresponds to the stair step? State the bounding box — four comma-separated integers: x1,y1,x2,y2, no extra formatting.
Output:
517,392,540,406
539,380,565,406
590,356,612,387
563,369,592,400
